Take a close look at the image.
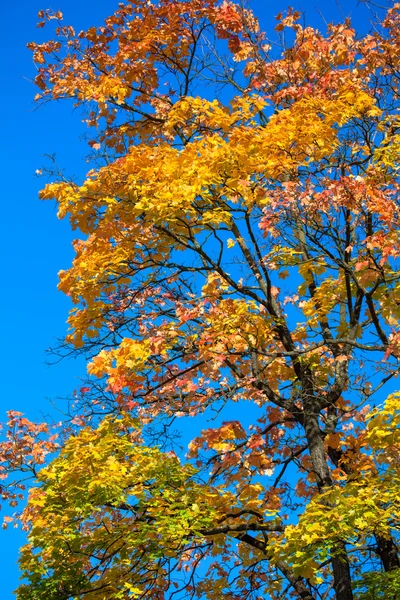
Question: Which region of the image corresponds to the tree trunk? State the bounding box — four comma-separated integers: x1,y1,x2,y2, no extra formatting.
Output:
375,534,400,572
303,396,354,600
331,544,354,600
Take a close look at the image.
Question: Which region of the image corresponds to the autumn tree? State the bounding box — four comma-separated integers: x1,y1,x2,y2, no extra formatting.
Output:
3,1,400,598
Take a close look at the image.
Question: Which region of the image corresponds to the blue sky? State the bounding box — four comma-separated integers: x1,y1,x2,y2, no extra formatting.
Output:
1,0,375,596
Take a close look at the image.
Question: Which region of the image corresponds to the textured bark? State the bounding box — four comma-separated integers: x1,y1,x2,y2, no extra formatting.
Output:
307,431,354,600
331,544,354,600
375,534,400,572
279,568,315,600
303,407,332,489
303,385,354,600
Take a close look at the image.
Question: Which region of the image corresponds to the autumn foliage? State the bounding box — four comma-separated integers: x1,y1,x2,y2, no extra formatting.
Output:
3,1,400,598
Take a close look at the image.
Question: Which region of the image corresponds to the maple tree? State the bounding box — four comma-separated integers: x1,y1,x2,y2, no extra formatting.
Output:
3,0,400,598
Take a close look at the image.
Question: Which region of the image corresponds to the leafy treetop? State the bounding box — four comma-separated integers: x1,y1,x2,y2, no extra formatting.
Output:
3,1,400,599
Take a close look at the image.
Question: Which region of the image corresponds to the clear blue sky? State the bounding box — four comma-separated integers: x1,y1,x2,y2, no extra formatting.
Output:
1,0,374,596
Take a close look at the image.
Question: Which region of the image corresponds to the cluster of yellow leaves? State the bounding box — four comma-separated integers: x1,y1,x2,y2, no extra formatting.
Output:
87,338,151,385
367,391,400,451
17,414,281,599
298,276,342,327
43,84,378,222
163,94,268,140
18,416,219,598
374,116,400,171
40,85,380,354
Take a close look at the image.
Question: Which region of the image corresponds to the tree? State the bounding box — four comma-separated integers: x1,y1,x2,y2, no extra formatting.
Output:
3,1,400,598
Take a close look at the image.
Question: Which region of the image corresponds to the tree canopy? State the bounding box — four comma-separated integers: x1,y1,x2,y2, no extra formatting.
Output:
3,1,400,598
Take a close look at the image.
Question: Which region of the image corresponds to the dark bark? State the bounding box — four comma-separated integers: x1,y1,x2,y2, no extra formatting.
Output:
306,426,354,599
302,376,354,600
375,533,400,572
303,406,332,489
331,543,354,600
